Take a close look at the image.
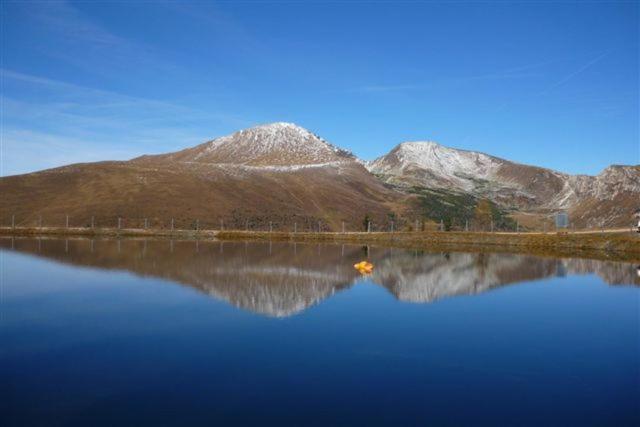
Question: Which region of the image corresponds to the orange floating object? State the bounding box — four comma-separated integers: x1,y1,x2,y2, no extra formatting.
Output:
354,261,374,274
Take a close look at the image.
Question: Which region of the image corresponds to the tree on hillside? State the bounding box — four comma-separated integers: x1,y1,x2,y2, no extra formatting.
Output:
362,213,371,232
474,199,493,231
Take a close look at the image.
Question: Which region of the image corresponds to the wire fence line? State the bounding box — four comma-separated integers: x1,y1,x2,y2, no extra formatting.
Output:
1,213,635,234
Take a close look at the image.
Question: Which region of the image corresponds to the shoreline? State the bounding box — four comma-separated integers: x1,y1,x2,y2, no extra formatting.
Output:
1,226,639,263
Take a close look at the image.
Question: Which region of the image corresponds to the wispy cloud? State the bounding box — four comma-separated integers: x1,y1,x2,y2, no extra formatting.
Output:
30,0,123,46
351,63,544,94
353,84,426,94
538,51,610,95
1,1,259,177
2,129,143,177
2,69,247,126
1,70,250,176
29,1,168,71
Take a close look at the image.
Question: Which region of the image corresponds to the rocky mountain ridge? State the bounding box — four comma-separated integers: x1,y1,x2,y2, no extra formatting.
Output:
367,140,639,227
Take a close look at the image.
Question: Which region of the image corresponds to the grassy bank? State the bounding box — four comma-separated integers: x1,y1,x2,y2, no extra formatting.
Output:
0,226,215,239
2,226,639,262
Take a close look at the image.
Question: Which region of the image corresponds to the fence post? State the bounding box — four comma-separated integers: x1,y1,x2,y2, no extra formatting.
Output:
91,216,94,229
196,219,199,231
491,220,494,233
415,219,419,232
220,219,223,231
516,221,519,233
465,219,469,232
342,221,345,233
66,215,69,228
39,215,42,228
11,214,15,229
440,219,444,232
246,220,249,231
318,221,321,233
144,218,148,229
294,222,297,233
367,221,371,233
118,217,121,229
171,218,174,231
270,221,273,233
391,221,394,233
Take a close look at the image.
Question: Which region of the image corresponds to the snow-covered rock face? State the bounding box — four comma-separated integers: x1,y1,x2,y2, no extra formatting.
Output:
368,141,640,216
187,122,354,167
369,141,503,191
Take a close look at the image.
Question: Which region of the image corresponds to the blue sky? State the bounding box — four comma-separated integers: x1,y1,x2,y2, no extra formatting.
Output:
1,0,638,176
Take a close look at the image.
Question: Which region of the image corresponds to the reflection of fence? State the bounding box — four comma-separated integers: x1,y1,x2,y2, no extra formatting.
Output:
2,213,635,234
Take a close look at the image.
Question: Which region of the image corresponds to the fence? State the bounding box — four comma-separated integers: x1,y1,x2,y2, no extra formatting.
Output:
2,213,634,234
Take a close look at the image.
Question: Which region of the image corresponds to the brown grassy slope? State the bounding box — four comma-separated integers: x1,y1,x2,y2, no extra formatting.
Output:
0,160,406,231
569,191,640,228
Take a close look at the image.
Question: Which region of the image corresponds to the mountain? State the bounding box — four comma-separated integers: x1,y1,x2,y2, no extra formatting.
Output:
368,141,640,227
1,124,637,230
0,123,403,231
135,121,353,167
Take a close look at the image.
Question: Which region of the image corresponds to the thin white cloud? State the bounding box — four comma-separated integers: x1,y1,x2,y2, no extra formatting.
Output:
22,0,176,75
30,0,123,46
354,84,425,93
539,51,610,95
1,129,142,177
352,67,542,94
2,69,248,126
0,69,252,176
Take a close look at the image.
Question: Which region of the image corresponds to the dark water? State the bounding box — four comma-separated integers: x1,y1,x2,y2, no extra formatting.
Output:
1,237,639,426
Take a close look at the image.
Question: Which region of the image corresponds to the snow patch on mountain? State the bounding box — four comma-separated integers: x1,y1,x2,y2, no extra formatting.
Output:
368,141,505,192
183,160,347,173
192,122,355,166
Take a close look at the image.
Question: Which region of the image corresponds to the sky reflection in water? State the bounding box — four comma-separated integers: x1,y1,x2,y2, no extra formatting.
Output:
1,237,638,426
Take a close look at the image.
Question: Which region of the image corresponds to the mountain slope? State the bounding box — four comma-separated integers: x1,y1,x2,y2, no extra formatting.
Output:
0,123,404,231
2,125,636,230
368,141,640,227
135,122,354,168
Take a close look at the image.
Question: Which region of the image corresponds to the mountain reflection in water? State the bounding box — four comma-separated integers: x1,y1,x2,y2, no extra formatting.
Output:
1,237,638,317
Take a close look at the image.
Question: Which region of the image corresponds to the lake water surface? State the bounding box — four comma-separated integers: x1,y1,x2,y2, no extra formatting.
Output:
1,237,639,426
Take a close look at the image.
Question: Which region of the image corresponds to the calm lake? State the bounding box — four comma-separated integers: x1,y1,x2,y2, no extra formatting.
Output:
1,237,639,426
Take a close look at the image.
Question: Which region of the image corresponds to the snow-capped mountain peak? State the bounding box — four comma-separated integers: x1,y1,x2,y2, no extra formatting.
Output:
140,122,355,167
369,140,503,191
395,141,500,175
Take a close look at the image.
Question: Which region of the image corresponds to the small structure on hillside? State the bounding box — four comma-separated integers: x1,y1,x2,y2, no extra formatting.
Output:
555,212,569,229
